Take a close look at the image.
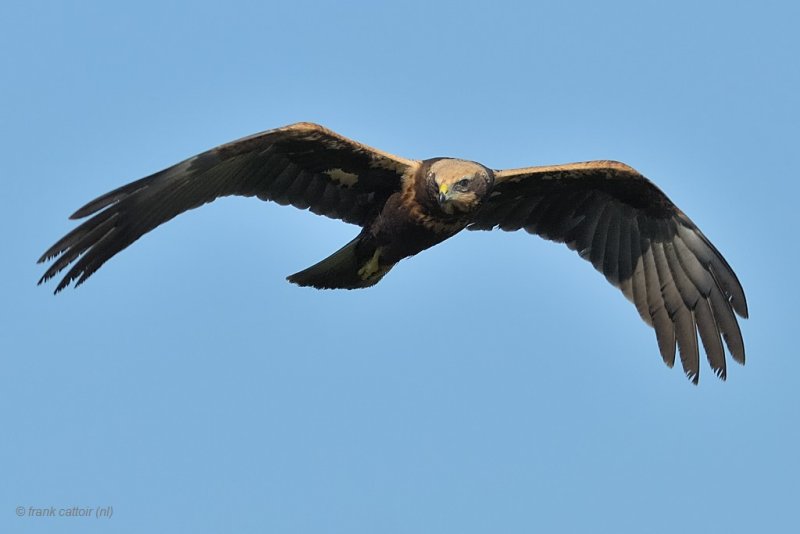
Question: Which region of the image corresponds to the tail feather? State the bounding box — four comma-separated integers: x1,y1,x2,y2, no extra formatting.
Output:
287,236,392,290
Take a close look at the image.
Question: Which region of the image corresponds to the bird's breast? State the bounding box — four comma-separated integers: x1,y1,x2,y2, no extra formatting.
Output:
368,191,465,263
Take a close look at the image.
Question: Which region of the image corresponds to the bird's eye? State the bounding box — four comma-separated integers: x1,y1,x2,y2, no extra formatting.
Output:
456,178,470,189
427,172,435,181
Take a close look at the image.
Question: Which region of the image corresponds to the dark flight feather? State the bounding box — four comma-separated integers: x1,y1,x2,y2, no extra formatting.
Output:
468,160,747,382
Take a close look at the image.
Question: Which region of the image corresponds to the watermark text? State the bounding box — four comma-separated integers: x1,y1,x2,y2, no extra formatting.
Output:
16,506,113,519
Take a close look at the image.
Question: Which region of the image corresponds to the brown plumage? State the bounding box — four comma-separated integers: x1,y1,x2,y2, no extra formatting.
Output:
38,122,748,383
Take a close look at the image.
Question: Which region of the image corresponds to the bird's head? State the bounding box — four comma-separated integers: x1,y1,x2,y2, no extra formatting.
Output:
426,159,494,216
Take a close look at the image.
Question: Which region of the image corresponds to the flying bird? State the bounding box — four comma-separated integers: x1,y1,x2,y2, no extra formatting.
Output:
38,122,748,383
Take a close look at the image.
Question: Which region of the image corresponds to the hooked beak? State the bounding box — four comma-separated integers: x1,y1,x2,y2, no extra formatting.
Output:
438,183,449,204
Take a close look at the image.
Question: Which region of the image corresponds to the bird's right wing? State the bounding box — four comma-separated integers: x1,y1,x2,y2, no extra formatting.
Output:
39,122,417,292
469,161,747,383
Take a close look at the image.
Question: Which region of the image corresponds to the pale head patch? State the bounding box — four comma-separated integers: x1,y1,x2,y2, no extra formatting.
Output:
429,159,487,188
428,159,491,215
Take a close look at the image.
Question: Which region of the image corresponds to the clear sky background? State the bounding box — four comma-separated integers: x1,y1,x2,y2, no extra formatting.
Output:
2,1,798,532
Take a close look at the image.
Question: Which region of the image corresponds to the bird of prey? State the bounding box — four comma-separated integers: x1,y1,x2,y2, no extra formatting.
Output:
38,122,747,383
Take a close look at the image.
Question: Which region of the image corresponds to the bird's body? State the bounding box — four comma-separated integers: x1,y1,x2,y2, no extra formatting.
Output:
292,158,492,289
39,122,748,383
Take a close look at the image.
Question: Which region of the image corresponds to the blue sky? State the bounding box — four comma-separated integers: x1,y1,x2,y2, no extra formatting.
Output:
2,1,798,532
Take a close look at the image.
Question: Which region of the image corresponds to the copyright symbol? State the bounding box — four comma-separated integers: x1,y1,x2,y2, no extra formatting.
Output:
16,506,25,517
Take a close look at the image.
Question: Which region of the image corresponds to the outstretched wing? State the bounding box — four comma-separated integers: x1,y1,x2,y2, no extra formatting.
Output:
39,122,416,292
469,161,748,383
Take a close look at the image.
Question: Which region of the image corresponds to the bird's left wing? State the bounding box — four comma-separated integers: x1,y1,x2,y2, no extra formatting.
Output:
468,161,747,383
38,122,417,292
